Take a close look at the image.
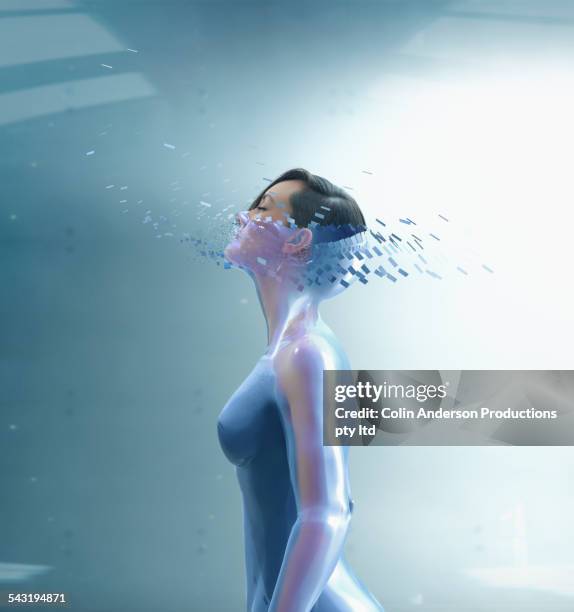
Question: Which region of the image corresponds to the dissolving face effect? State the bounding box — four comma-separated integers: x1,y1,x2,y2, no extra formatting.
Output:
223,209,301,276
171,183,494,294
223,179,316,280
223,205,383,298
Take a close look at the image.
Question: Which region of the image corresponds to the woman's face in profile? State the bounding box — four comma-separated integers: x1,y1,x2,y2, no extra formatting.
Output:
224,179,307,272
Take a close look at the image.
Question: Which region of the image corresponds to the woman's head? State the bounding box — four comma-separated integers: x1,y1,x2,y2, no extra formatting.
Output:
224,168,368,296
248,168,366,230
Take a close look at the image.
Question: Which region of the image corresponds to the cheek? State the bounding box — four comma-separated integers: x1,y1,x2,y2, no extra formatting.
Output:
247,223,284,250
225,224,285,267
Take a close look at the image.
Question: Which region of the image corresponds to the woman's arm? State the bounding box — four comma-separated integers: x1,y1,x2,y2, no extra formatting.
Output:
269,337,351,612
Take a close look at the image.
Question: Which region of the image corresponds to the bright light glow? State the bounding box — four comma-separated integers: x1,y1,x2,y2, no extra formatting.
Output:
320,62,574,369
466,564,574,597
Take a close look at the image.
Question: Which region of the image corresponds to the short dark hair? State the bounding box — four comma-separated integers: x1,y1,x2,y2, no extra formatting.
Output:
249,168,366,236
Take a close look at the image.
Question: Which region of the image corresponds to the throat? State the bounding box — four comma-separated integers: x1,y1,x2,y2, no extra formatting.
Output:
252,267,323,356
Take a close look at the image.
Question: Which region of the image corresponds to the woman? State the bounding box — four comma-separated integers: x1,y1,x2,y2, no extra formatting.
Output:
217,168,384,612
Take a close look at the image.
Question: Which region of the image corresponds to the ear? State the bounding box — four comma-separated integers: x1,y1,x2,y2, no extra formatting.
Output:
282,227,313,254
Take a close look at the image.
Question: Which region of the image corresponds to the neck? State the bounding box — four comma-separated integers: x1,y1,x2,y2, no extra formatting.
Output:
250,271,322,356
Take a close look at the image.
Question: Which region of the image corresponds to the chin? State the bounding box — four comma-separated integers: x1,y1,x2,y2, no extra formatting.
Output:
224,241,249,269
224,242,239,264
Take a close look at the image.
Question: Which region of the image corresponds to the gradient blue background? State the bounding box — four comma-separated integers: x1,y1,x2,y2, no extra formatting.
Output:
1,1,573,610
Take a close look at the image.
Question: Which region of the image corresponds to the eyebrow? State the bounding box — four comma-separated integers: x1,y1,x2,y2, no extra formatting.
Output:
260,192,276,204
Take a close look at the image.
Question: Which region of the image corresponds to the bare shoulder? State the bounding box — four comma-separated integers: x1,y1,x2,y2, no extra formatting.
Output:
273,333,341,385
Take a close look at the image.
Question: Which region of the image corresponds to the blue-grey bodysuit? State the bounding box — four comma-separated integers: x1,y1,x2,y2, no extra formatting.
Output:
218,351,383,612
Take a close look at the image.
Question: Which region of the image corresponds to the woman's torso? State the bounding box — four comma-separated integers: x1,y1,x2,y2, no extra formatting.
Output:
217,334,382,612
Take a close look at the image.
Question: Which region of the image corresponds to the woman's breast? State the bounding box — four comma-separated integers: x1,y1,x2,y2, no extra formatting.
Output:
217,358,281,467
